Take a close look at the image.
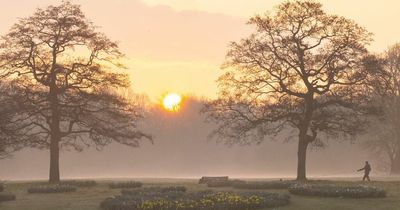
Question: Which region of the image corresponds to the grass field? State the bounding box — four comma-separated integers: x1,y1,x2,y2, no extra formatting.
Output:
1,178,400,210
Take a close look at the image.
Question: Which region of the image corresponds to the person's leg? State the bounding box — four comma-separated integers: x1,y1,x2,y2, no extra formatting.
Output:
363,174,367,181
367,174,370,181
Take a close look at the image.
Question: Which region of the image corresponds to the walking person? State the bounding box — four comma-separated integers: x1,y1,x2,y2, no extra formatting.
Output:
357,161,371,181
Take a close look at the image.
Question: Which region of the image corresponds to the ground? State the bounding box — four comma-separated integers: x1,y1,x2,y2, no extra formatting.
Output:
1,178,400,210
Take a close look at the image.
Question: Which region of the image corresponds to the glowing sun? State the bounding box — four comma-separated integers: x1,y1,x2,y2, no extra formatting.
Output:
162,93,182,112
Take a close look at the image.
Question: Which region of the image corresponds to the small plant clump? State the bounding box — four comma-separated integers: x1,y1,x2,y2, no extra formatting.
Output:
61,180,97,187
27,184,77,194
233,181,295,190
121,186,187,197
288,183,386,198
198,176,229,184
159,186,187,193
109,181,143,189
100,187,290,210
206,179,246,188
0,193,16,202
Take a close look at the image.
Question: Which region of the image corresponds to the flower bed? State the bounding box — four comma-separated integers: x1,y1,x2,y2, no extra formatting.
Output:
109,181,143,189
233,181,295,190
121,186,187,198
100,187,290,210
206,180,232,187
27,184,77,193
0,193,16,202
61,180,97,187
198,176,229,184
206,179,246,188
288,183,386,198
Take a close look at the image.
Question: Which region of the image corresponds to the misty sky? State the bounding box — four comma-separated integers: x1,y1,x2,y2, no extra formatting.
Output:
1,0,400,100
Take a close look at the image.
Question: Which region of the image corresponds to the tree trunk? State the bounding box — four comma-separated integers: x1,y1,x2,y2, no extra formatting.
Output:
48,83,61,183
49,135,60,183
296,95,314,181
297,137,309,181
390,154,400,175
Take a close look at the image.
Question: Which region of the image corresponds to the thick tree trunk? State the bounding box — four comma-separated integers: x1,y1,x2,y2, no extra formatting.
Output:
297,137,309,181
390,155,400,175
296,95,314,181
49,135,60,183
48,82,61,183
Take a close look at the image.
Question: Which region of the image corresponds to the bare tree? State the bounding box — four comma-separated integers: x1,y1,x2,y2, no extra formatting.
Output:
0,1,150,183
363,44,400,175
203,1,372,180
0,82,25,159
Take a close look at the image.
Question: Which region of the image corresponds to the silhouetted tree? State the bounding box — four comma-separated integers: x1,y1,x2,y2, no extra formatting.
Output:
0,1,150,183
203,1,371,180
363,44,400,175
0,82,25,159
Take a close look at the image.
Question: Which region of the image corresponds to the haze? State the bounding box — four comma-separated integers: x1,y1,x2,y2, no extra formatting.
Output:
0,0,396,180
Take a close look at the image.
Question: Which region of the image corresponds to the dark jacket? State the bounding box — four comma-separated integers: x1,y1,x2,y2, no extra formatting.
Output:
358,163,371,173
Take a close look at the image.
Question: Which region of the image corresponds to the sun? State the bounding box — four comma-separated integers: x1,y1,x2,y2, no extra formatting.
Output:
162,93,182,112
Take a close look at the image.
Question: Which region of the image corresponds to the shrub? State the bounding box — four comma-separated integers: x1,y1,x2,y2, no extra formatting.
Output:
288,183,386,198
100,187,290,210
61,180,97,187
27,184,77,193
233,181,295,190
0,193,16,202
109,181,143,189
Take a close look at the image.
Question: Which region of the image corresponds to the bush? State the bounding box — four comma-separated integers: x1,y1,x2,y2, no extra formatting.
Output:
100,187,290,210
288,183,386,198
61,180,97,187
109,181,143,189
233,181,295,190
0,193,16,202
27,184,77,194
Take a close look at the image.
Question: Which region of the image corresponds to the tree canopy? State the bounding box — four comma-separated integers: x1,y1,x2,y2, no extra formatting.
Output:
204,0,372,180
0,1,150,182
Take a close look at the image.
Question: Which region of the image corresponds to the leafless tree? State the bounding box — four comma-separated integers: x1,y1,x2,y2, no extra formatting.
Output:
203,1,372,180
0,1,151,183
0,82,26,159
363,44,400,175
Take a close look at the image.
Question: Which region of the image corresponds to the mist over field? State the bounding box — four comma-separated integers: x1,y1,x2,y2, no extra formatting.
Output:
0,98,369,181
2,1,400,209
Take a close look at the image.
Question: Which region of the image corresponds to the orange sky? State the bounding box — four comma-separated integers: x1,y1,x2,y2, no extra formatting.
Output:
1,0,399,101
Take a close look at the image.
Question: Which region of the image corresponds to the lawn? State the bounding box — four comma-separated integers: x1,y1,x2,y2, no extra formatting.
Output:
0,178,399,210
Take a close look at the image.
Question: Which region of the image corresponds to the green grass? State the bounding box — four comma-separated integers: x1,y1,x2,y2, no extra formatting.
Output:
0,178,400,210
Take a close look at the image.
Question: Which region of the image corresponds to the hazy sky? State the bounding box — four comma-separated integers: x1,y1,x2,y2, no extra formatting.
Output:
1,0,400,100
